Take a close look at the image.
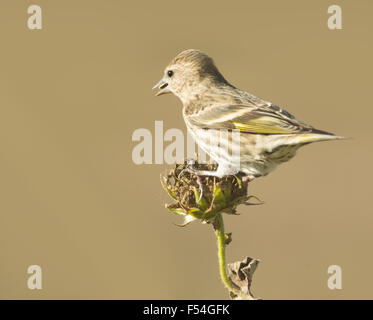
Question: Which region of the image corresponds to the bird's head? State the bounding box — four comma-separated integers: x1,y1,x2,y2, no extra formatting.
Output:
153,49,228,102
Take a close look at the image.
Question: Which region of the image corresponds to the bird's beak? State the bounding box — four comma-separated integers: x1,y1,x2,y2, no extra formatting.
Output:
152,78,171,96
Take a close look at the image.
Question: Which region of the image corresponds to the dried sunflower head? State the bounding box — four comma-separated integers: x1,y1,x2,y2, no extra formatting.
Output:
161,161,261,226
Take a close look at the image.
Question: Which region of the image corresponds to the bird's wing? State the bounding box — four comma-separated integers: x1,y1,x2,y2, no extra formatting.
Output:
186,103,328,135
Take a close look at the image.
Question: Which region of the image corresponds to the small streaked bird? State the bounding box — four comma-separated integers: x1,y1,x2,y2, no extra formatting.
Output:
153,49,342,181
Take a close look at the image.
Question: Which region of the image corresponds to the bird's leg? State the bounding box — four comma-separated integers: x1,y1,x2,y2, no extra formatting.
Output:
196,175,204,203
177,157,217,178
180,163,239,179
178,166,222,178
177,158,197,179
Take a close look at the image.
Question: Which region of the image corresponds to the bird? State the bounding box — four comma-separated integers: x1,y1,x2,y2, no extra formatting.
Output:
153,49,343,182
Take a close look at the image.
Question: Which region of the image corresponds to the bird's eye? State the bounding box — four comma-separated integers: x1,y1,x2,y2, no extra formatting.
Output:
167,70,174,77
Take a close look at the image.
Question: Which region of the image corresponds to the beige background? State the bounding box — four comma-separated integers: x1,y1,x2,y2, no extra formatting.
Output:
0,0,372,299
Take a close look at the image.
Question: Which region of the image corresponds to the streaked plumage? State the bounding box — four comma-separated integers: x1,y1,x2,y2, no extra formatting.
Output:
153,49,342,179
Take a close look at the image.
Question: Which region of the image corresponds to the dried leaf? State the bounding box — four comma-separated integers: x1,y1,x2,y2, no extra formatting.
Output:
227,256,260,300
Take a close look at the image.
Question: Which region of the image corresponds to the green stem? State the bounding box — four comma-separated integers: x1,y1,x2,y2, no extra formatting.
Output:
214,213,242,298
215,213,254,299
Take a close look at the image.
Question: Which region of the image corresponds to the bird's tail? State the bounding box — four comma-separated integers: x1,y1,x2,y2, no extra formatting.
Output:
294,130,345,145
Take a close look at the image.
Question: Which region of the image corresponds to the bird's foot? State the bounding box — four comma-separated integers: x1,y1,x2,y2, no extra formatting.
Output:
178,164,219,179
196,175,204,203
177,163,219,203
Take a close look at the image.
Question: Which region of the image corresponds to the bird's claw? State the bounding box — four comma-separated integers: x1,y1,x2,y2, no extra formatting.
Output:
177,162,204,202
177,167,196,179
196,175,204,203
